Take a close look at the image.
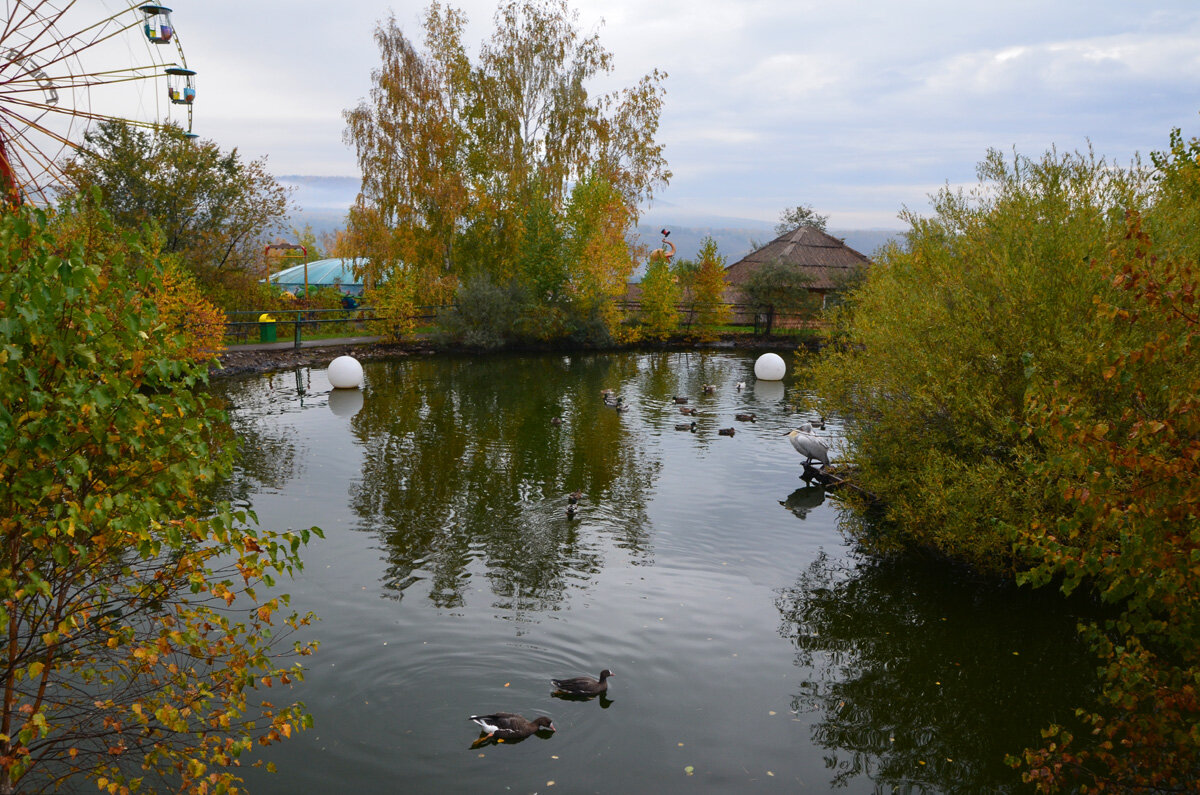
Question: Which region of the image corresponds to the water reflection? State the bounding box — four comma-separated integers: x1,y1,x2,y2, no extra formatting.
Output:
209,371,310,507
775,551,1096,792
779,486,826,519
346,355,656,615
328,387,364,418
754,379,786,404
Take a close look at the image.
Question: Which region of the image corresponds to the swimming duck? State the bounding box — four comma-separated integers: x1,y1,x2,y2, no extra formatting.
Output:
551,669,613,696
680,407,698,416
675,421,697,431
469,713,555,744
566,504,577,519
736,381,746,391
673,396,688,404
568,490,582,504
735,413,757,422
718,427,735,436
702,384,716,394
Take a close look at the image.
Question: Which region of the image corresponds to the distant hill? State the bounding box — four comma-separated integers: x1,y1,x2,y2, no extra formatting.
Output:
277,174,903,266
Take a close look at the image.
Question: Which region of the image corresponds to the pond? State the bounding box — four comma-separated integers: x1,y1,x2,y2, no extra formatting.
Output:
213,350,1095,794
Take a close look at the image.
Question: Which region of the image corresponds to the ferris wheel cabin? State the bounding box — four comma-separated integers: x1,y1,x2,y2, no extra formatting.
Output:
165,66,196,104
139,5,175,44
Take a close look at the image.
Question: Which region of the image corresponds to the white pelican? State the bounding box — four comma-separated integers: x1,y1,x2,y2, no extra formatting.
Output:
784,424,830,467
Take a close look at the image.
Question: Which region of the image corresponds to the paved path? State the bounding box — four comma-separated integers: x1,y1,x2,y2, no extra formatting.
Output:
224,335,382,353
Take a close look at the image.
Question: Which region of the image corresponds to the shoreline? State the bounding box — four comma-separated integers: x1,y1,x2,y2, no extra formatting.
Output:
211,335,811,378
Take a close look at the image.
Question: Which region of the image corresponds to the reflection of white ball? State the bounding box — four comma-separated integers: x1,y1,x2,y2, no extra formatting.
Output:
328,355,364,389
754,352,786,381
755,380,785,403
328,387,364,418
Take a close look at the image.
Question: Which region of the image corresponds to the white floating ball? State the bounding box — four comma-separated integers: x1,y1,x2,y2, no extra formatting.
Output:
328,355,364,389
754,352,786,381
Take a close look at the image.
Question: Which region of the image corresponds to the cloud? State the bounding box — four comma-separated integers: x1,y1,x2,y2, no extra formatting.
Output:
168,0,1200,230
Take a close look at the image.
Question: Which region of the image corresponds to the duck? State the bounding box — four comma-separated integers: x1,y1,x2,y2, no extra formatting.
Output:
551,669,613,696
550,417,562,426
735,413,757,422
469,713,556,745
568,490,582,504
736,381,746,391
566,504,577,519
679,407,698,416
675,421,697,432
673,396,688,404
701,384,716,394
718,427,735,436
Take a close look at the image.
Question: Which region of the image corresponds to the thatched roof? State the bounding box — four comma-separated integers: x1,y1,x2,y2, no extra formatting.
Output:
724,226,870,291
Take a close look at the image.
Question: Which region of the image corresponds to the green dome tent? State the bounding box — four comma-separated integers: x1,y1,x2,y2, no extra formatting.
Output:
269,258,369,296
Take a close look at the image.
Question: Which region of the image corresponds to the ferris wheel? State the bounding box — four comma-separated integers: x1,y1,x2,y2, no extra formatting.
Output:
0,1,196,205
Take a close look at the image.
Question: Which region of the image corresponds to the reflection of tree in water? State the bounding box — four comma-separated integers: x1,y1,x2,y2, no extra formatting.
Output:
349,354,656,613
206,372,309,507
776,551,1097,792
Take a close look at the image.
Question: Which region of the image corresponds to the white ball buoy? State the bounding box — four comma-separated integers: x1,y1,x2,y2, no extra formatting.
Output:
328,355,364,389
754,352,786,381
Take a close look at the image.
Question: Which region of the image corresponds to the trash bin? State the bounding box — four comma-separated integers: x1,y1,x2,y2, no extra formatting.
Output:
258,313,277,343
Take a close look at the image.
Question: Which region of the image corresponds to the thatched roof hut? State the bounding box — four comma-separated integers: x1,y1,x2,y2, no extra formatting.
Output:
723,226,870,299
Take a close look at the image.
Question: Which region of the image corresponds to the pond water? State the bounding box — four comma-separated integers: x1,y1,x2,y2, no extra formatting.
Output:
212,350,1095,794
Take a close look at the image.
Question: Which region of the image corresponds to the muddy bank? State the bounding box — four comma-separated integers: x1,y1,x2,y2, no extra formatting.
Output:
212,341,436,378
211,335,810,379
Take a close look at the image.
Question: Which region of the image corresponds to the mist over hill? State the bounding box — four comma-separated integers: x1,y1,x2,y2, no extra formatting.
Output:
278,175,903,266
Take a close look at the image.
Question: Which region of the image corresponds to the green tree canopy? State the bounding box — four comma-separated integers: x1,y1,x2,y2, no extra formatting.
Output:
740,259,820,336
638,249,680,340
343,0,669,340
689,236,730,339
59,120,291,307
775,203,829,235
0,205,318,793
806,133,1200,789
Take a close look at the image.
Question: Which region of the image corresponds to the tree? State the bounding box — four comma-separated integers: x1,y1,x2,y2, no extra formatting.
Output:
689,236,730,339
59,120,291,308
343,0,669,338
807,145,1148,569
1016,211,1200,794
0,205,319,794
739,259,820,336
803,133,1200,788
1009,131,1200,794
637,249,679,340
776,203,829,235
342,5,471,300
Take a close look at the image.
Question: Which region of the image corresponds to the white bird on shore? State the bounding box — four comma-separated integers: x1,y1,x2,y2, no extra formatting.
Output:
784,424,829,467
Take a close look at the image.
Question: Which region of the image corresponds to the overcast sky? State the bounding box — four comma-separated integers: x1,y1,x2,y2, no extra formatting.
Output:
178,1,1200,229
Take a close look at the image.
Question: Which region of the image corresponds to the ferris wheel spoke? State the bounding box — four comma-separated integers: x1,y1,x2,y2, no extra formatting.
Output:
9,18,143,87
3,95,160,132
1,0,75,52
3,64,167,95
1,118,70,196
0,0,195,205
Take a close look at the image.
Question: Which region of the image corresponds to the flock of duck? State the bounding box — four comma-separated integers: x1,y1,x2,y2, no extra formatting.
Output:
472,381,832,747
468,669,614,746
556,383,832,518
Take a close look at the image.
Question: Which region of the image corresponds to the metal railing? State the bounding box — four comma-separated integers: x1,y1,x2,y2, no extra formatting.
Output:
226,301,818,348
224,306,441,348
